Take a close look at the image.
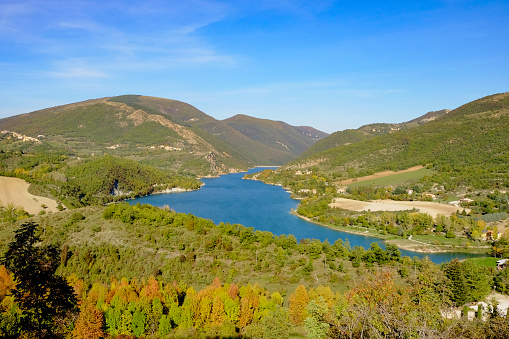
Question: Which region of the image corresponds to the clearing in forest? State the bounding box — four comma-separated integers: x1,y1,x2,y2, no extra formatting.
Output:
337,165,430,187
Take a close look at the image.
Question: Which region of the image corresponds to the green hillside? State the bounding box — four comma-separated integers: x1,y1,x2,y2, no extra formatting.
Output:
109,95,313,165
60,155,201,207
297,129,368,159
0,95,327,173
223,114,328,161
288,92,509,191
298,109,449,160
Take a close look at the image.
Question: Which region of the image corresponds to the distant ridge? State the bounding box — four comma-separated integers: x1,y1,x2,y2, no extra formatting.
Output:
0,95,328,175
298,108,450,159
286,92,509,191
223,114,328,159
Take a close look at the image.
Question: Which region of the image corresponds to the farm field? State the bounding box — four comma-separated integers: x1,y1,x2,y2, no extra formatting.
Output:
329,197,465,218
342,167,434,188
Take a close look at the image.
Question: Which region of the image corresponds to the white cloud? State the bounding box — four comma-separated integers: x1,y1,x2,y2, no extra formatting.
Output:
48,67,108,79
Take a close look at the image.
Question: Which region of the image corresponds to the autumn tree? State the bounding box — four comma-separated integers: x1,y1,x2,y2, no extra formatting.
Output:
238,285,260,328
0,265,14,301
73,303,105,339
289,285,309,325
1,221,77,337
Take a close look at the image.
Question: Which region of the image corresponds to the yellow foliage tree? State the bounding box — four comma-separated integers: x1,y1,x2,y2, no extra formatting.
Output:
289,285,309,325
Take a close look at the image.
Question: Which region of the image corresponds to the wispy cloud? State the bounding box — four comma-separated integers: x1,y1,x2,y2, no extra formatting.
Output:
48,67,108,79
210,79,401,99
0,0,239,81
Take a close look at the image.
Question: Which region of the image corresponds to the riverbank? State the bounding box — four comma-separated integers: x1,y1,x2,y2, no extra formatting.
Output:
291,210,490,254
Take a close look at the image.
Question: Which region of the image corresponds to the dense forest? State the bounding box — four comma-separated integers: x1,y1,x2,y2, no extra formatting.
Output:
0,134,201,208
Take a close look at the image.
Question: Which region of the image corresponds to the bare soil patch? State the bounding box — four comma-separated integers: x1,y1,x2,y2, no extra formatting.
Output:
330,197,466,218
0,176,58,214
337,165,425,185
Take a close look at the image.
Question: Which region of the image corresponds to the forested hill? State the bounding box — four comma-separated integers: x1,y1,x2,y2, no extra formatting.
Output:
297,109,450,160
223,114,329,158
287,92,509,191
0,95,327,175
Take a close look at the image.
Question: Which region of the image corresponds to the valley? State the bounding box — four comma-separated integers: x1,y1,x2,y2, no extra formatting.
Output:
0,92,508,338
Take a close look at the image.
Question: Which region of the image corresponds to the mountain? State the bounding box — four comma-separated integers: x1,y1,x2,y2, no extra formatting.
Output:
223,114,328,163
287,92,509,191
0,95,327,175
298,109,450,159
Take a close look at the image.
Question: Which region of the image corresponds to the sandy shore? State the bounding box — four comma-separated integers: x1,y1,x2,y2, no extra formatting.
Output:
330,198,466,218
0,176,58,214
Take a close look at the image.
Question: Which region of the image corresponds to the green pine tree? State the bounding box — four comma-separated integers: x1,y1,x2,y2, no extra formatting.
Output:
1,221,77,337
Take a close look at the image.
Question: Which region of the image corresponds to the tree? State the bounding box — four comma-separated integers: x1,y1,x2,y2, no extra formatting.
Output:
72,303,105,339
1,221,77,337
305,297,330,339
443,260,469,306
0,265,14,301
131,306,147,337
289,285,309,325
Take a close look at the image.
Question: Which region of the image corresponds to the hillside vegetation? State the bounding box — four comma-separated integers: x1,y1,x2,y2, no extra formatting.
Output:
0,133,201,209
290,93,509,191
0,203,506,338
298,109,450,160
224,114,328,162
0,95,327,175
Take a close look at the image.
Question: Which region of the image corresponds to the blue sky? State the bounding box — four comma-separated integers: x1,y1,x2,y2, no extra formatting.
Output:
1,0,508,133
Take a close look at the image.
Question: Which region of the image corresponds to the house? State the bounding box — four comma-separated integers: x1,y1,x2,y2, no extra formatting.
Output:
483,230,494,241
497,259,508,266
497,259,509,269
483,230,502,241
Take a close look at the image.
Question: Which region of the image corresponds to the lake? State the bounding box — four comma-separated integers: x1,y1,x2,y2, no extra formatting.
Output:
130,167,483,264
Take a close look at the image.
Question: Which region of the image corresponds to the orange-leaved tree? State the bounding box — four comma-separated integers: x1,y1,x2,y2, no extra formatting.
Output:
73,302,105,339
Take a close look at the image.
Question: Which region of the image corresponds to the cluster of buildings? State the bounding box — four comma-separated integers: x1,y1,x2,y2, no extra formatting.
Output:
1,130,41,143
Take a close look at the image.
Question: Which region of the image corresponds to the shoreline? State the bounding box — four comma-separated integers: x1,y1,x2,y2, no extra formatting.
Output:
246,174,488,254
291,210,489,254
152,187,199,195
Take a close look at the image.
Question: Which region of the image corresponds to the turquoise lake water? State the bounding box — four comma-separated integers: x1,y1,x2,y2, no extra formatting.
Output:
130,167,484,264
